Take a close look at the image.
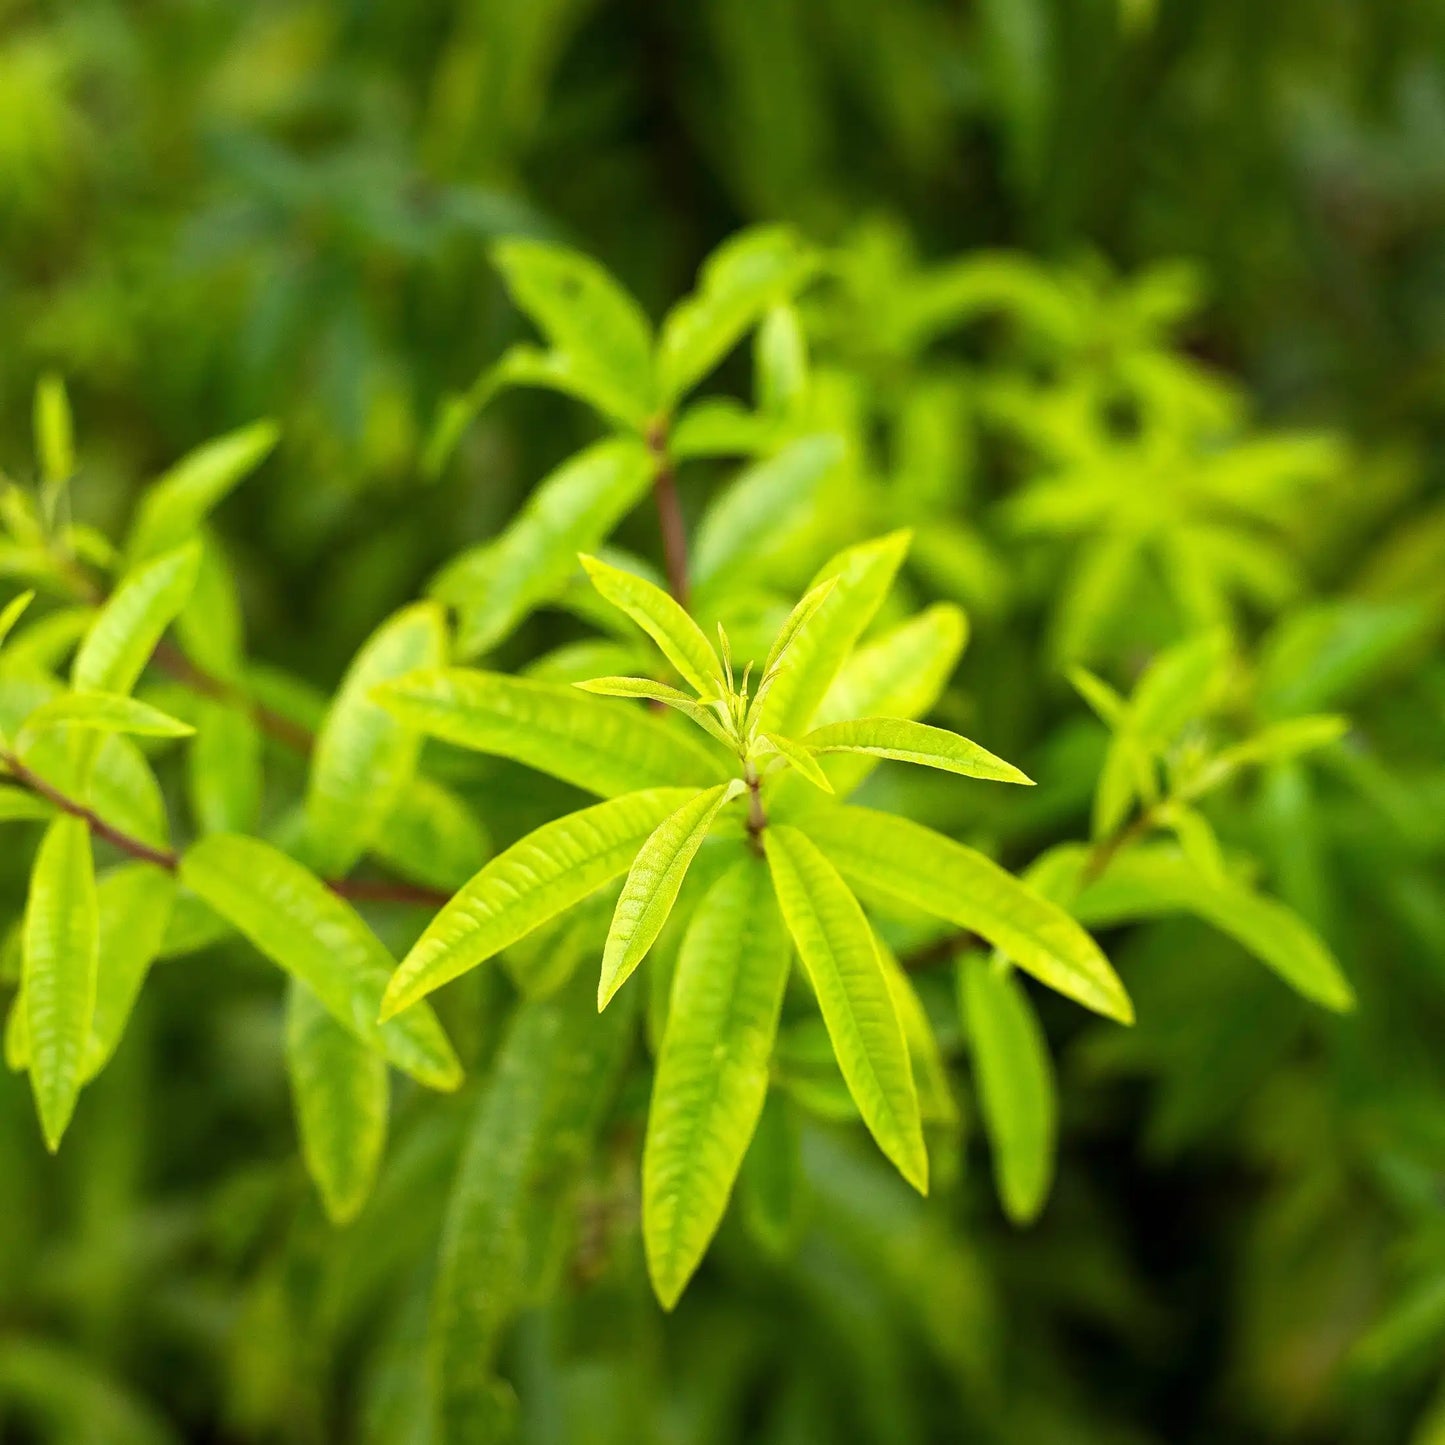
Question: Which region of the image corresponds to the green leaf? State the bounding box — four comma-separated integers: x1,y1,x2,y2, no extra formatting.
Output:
73,542,201,696
876,936,957,1125
375,668,729,797
961,955,1056,1225
598,781,743,1008
178,834,462,1089
804,804,1133,1023
0,590,36,653
34,374,75,486
491,238,654,417
644,856,791,1308
758,732,834,793
759,531,911,738
1066,665,1128,729
668,398,776,461
0,785,53,823
755,303,809,417
803,717,1033,785
477,342,655,432
305,602,447,877
658,227,819,403
692,435,842,585
579,554,722,694
286,980,389,1226
1073,847,1355,1012
186,700,262,835
370,776,491,893
381,789,696,1020
23,816,98,1151
1186,714,1348,797
738,1093,806,1256
763,824,928,1192
431,438,656,658
433,967,636,1443
82,865,175,1083
22,690,194,739
1129,630,1231,743
125,421,279,567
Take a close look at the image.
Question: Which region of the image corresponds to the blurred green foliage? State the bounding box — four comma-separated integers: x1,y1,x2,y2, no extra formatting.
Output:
1,1,1444,1443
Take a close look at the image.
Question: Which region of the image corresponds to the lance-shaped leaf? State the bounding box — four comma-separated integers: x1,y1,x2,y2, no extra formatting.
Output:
692,434,842,584
961,955,1057,1225
469,343,654,434
758,732,834,793
72,542,201,696
1130,630,1231,743
876,935,957,1125
764,825,928,1192
433,968,636,1442
0,590,36,652
83,865,175,1082
657,227,819,403
22,691,194,739
187,700,262,835
432,438,656,659
125,420,279,567
375,669,729,798
23,816,98,1151
644,856,791,1308
178,835,461,1090
579,554,722,695
573,675,730,745
34,374,74,485
598,781,743,1009
381,789,695,1020
758,531,911,738
491,239,655,416
305,602,446,877
805,805,1133,1024
803,718,1032,785
286,980,389,1225
19,731,170,850
1072,846,1354,1012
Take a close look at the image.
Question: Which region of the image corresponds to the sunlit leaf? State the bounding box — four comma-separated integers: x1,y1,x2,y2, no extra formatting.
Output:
644,855,791,1307
804,717,1032,784
764,824,928,1192
22,690,194,739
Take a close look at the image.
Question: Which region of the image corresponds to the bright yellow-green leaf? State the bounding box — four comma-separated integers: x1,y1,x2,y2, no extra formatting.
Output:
125,421,279,567
178,834,462,1090
759,531,911,738
961,954,1056,1224
803,717,1033,785
658,227,819,403
82,865,175,1083
1073,846,1354,1012
804,804,1133,1024
644,856,791,1308
186,700,262,835
375,668,729,797
304,602,446,877
579,553,722,694
34,374,74,486
763,824,928,1192
286,980,389,1226
0,590,36,653
755,303,808,417
22,690,194,739
72,542,201,696
432,438,657,659
491,239,655,415
598,781,743,1009
381,789,696,1020
23,815,98,1151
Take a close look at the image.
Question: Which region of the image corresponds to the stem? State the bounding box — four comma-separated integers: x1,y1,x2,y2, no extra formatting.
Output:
0,752,449,908
645,420,689,608
152,640,314,756
744,763,767,853
1081,805,1157,885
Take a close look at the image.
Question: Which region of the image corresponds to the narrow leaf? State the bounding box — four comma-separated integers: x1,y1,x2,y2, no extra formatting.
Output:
1073,847,1354,1012
286,980,389,1225
804,804,1133,1023
305,602,446,877
381,789,696,1020
758,732,834,793
961,955,1057,1224
23,816,98,1150
22,691,194,739
599,781,742,1008
579,554,722,694
803,717,1033,785
73,543,201,696
375,668,729,798
178,834,462,1089
763,825,928,1192
644,856,791,1307
431,438,656,659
